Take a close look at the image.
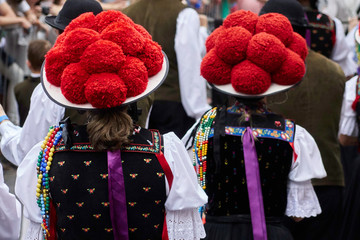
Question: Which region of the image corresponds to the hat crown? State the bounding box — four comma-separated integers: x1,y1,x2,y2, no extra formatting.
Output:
53,0,102,30
259,0,309,28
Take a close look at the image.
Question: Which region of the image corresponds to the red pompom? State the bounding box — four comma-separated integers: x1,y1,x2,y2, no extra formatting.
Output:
288,32,308,61
206,26,225,53
215,26,252,65
133,24,152,39
231,60,272,94
101,22,145,56
85,73,127,108
137,39,163,77
246,32,287,73
255,13,293,46
223,10,258,33
272,49,305,85
201,49,232,85
80,40,126,74
61,63,90,104
63,28,100,61
118,56,148,97
95,10,133,33
45,47,71,87
64,12,97,33
53,32,67,48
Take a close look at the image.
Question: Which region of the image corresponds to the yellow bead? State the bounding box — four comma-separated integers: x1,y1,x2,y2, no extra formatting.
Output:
50,129,54,133
37,179,42,183
46,166,50,171
45,136,49,140
47,161,51,166
50,148,55,152
37,184,41,188
49,152,53,157
41,145,46,149
39,174,43,179
36,188,41,193
36,193,40,197
48,157,53,161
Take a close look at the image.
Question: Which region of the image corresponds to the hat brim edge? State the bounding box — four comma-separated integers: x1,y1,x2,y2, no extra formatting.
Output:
45,16,66,31
41,52,169,110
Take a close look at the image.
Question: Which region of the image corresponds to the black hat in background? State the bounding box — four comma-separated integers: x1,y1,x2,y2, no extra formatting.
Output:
45,0,102,31
259,0,311,28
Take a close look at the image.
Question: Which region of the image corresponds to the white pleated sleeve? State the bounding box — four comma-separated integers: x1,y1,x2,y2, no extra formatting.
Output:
286,125,327,218
0,85,65,166
0,163,21,240
338,75,358,137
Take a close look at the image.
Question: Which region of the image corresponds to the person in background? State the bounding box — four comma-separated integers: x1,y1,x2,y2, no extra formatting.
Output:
262,0,346,239
337,22,360,240
123,0,211,138
298,0,357,78
14,39,51,126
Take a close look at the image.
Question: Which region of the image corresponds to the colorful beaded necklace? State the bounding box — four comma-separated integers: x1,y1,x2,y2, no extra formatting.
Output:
36,124,64,239
193,107,217,189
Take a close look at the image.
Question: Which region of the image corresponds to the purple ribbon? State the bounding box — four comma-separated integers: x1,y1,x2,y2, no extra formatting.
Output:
107,150,129,240
243,127,267,240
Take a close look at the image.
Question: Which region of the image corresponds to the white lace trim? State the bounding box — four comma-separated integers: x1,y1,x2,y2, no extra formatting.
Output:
285,182,322,218
22,220,43,240
166,208,206,240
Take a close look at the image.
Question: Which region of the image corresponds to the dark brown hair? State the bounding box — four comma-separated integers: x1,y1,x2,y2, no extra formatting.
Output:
87,107,133,151
28,39,51,71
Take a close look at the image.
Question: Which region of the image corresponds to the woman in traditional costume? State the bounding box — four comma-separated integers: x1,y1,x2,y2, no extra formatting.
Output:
15,10,207,240
189,10,327,240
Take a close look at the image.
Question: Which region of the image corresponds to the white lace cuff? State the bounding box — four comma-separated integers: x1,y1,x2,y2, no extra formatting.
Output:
22,219,43,240
285,180,321,218
166,208,206,240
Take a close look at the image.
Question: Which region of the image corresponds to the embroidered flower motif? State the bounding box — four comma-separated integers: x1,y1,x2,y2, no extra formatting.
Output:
156,173,164,177
154,200,161,205
60,228,66,232
100,174,108,179
84,161,92,166
129,228,137,232
76,202,84,207
67,215,75,220
58,161,65,166
144,158,152,163
87,188,95,194
128,202,137,207
82,228,90,232
93,214,101,219
105,228,113,232
154,224,160,229
56,202,61,208
49,176,55,182
143,187,151,192
130,173,138,179
142,213,150,218
275,121,281,127
71,174,80,180
101,202,110,207
61,189,68,194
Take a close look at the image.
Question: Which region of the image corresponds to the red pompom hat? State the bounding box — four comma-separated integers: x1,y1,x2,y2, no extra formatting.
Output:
201,10,307,98
41,10,169,109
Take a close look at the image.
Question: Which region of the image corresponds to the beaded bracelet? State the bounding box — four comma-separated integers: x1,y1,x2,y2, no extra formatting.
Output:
36,124,64,240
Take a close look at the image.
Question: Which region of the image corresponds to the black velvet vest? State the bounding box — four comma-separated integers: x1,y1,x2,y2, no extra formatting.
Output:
205,108,294,217
306,9,335,58
49,125,166,240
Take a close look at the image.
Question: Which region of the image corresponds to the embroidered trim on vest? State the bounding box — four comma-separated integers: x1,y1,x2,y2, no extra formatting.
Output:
55,130,162,154
208,119,295,143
